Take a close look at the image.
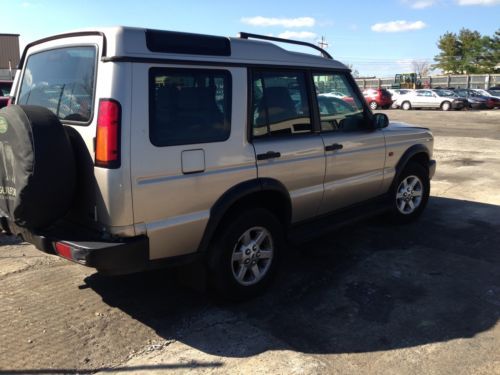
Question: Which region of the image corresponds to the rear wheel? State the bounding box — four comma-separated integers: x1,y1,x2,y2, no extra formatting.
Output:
207,208,283,301
401,101,412,110
441,101,451,111
369,101,378,110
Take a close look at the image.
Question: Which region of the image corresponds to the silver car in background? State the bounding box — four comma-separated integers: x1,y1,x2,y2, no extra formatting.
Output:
396,89,468,111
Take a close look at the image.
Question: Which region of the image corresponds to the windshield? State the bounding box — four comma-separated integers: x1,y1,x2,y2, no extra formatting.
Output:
435,89,456,97
474,89,489,96
0,82,12,97
18,46,96,123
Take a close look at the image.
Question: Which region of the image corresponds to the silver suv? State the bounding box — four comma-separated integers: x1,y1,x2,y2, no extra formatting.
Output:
0,27,436,300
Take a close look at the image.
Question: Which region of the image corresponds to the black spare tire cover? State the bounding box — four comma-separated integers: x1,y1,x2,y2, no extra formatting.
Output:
0,105,76,229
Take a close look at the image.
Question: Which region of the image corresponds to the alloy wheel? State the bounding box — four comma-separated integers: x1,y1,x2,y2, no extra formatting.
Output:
231,226,274,286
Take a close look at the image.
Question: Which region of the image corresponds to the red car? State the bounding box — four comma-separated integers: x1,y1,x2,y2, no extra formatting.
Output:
362,88,393,110
0,80,13,109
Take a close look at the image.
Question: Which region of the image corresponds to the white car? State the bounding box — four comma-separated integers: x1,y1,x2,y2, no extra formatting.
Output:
388,89,412,108
395,89,467,111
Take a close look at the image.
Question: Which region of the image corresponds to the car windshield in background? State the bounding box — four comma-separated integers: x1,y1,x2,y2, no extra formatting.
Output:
488,89,500,96
0,82,12,97
435,89,456,97
18,46,96,123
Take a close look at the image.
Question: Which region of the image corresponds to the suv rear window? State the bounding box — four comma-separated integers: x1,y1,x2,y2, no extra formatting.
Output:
18,46,97,123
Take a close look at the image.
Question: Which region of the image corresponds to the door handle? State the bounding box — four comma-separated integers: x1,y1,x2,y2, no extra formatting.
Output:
325,143,343,151
257,151,281,160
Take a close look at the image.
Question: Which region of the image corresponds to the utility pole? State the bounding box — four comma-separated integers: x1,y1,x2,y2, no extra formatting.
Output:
318,36,328,53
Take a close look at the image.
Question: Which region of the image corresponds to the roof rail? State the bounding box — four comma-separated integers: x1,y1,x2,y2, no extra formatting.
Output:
238,32,332,60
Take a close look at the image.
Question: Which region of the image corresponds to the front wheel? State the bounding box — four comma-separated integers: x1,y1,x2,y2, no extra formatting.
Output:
207,208,283,301
369,101,378,110
389,162,430,223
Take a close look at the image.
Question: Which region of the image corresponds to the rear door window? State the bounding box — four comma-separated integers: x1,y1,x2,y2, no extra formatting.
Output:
149,68,231,146
18,46,97,123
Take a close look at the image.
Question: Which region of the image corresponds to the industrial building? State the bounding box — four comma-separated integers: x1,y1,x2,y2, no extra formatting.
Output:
0,33,20,80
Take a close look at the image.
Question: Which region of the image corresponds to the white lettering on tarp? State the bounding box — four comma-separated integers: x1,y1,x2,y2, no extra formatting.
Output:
0,141,15,184
0,186,16,198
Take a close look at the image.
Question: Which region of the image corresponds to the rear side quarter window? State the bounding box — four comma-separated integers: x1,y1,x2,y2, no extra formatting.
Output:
149,68,232,147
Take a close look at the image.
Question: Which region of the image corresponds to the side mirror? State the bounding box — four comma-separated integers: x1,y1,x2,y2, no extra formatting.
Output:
373,113,389,129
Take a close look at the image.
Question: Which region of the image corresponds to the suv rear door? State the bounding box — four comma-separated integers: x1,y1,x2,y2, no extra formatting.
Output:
131,64,256,260
313,72,386,213
250,69,325,223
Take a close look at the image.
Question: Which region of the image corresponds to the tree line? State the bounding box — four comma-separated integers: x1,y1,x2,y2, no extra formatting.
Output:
434,28,499,74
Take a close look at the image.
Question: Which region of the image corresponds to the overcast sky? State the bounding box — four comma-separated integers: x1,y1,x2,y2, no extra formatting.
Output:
2,0,499,77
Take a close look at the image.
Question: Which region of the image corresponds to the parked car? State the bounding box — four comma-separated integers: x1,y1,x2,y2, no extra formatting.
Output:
319,90,356,106
387,89,412,108
0,27,435,300
454,88,495,109
0,80,13,109
488,89,500,97
395,89,467,111
362,88,393,110
471,89,500,108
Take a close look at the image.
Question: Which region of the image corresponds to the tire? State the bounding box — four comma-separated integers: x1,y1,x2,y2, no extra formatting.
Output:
0,105,76,229
389,162,430,223
369,101,378,110
441,101,451,111
207,208,284,301
401,101,412,111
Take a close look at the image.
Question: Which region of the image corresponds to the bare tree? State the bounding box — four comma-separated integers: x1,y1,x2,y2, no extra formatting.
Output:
346,63,360,78
412,60,430,77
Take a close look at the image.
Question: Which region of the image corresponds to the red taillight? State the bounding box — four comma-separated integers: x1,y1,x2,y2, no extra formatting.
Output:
96,99,121,168
55,242,72,260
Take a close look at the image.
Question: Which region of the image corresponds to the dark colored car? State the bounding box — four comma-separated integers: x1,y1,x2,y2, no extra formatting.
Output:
472,89,500,108
0,81,13,109
454,88,495,109
362,88,393,110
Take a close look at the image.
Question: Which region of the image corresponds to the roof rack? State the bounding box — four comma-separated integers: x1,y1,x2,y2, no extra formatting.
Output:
238,32,332,60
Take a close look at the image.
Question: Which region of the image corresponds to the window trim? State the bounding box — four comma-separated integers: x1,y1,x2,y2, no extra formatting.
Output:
17,44,99,127
148,67,232,148
249,67,317,140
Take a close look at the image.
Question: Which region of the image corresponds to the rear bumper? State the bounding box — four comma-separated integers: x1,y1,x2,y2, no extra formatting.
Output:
379,98,393,106
17,227,149,275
